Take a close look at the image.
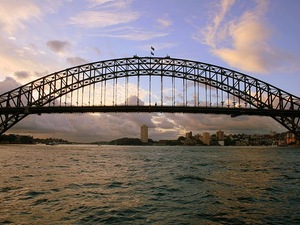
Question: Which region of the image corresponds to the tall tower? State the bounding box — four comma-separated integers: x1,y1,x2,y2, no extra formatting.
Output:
141,124,148,143
202,132,210,145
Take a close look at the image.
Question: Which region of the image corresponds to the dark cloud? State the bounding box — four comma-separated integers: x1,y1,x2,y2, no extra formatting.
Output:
165,113,284,135
9,110,285,143
4,89,285,142
14,71,30,79
0,77,21,94
47,40,71,53
5,89,285,142
12,112,156,142
66,57,88,66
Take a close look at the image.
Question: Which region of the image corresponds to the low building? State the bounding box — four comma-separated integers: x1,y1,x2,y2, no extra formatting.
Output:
186,131,192,139
286,132,296,144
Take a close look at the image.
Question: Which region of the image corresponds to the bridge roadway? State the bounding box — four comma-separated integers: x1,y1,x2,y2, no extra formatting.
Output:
0,105,298,117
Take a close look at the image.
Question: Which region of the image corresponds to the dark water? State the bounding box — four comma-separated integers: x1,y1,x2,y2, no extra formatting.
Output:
0,145,299,225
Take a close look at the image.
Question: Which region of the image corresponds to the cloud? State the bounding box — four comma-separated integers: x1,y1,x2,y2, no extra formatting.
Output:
70,0,171,41
199,0,236,48
69,0,140,28
88,0,114,6
211,1,273,73
66,57,88,66
70,11,139,28
195,0,283,74
47,40,71,53
11,112,158,142
0,74,286,142
70,0,139,29
0,1,48,81
157,17,172,29
8,107,284,143
0,77,21,94
0,35,49,82
87,0,131,9
3,85,285,142
161,113,284,137
98,27,169,41
14,71,30,79
0,0,41,34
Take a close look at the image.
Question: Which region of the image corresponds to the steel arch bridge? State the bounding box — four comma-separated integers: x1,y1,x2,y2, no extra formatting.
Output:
0,56,299,139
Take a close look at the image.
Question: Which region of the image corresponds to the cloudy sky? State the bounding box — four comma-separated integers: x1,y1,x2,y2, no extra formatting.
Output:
0,0,299,142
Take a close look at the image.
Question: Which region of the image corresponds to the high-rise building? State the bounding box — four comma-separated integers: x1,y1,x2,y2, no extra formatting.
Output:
141,124,148,143
216,130,224,141
202,132,210,145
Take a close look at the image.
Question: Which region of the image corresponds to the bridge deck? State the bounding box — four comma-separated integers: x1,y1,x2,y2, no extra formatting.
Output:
1,105,299,117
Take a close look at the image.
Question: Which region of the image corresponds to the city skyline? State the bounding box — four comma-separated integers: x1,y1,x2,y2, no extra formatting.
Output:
0,0,299,142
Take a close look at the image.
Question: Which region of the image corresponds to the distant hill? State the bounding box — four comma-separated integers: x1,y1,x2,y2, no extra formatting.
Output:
109,137,145,145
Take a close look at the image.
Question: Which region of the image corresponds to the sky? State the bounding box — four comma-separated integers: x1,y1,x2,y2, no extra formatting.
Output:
0,0,300,142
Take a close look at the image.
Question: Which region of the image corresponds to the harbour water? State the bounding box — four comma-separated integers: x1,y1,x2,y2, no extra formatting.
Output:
0,145,299,224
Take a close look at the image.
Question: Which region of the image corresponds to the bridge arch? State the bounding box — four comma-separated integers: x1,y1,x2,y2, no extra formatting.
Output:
0,56,299,139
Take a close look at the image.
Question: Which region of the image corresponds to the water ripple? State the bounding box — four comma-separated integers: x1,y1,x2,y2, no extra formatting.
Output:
0,145,299,224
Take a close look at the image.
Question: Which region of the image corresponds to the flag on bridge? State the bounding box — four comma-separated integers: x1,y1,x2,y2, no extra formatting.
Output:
151,46,155,56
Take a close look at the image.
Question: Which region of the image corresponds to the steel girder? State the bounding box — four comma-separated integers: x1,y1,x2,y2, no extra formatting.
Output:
0,56,299,138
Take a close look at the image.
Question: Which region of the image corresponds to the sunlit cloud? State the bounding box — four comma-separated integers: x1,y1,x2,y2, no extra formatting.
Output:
0,35,59,82
0,0,41,34
0,41,45,81
97,27,169,41
66,56,88,66
88,0,114,6
0,2,67,81
157,17,172,29
87,0,133,9
8,36,16,40
199,0,236,48
195,0,283,74
70,11,139,28
211,1,273,73
70,0,139,29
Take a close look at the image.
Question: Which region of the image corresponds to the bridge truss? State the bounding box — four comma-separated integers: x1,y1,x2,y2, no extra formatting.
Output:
0,56,299,139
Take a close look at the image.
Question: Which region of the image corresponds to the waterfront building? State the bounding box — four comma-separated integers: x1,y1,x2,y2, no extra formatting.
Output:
286,132,296,144
141,124,148,143
194,133,201,140
186,131,192,139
